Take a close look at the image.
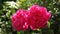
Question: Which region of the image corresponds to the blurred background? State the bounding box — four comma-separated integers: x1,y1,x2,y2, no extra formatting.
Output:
0,0,60,34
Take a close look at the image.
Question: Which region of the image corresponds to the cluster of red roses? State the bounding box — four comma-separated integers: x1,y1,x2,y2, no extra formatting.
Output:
12,5,51,31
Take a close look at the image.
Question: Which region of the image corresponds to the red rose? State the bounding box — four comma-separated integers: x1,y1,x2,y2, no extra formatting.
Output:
27,5,51,30
12,9,28,31
12,5,51,31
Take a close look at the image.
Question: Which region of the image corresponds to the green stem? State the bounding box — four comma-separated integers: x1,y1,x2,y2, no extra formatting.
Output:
37,29,42,34
17,31,20,34
39,29,42,34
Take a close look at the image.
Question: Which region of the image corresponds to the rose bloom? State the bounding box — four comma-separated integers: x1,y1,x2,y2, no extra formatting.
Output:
27,5,51,30
12,9,28,31
12,5,51,31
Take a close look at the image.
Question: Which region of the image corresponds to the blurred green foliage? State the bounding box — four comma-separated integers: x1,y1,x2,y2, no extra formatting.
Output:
0,0,60,34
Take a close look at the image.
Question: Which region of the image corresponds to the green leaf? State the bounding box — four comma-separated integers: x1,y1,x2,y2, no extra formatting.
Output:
47,21,50,28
